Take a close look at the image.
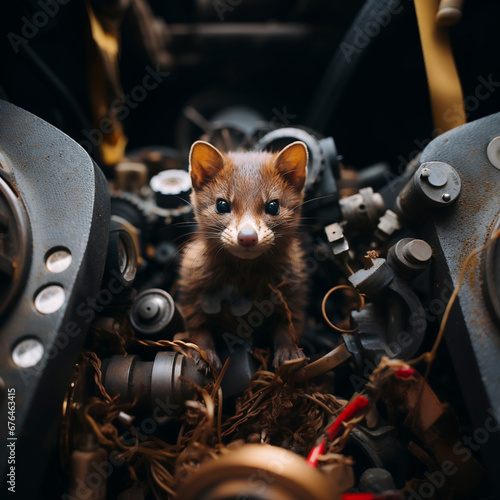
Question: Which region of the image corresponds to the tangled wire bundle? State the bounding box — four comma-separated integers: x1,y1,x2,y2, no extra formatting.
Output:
74,348,345,497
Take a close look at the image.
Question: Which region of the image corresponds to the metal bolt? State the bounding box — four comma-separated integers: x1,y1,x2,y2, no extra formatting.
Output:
402,239,432,265
138,298,160,321
12,338,44,368
420,168,430,178
46,248,72,273
487,136,500,170
442,193,451,202
34,284,66,314
426,165,448,187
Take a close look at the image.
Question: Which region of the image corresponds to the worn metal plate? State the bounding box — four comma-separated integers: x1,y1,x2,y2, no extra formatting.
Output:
420,112,500,483
0,100,109,496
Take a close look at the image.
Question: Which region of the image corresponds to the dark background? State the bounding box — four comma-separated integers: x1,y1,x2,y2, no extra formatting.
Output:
1,0,499,174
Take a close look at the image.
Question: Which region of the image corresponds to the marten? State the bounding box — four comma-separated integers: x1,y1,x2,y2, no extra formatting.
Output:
178,140,308,372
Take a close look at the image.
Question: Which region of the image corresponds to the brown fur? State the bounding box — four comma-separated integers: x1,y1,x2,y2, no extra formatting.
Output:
178,141,308,370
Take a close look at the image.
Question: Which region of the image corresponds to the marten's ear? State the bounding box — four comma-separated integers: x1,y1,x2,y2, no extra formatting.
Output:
189,141,225,190
275,141,308,192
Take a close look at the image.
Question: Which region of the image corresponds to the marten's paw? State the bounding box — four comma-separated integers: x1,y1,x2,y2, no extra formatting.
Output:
273,345,306,369
192,348,222,375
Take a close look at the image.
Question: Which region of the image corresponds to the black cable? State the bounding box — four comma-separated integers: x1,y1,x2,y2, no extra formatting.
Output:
18,43,108,169
305,0,412,133
18,43,92,132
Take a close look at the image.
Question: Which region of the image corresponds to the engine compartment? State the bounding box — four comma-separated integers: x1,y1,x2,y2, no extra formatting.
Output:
1,1,499,498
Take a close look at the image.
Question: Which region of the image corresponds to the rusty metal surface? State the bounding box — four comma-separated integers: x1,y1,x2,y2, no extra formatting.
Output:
483,212,500,327
419,112,500,482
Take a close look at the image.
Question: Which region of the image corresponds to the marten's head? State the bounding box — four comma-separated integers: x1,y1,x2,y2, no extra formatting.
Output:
189,141,308,260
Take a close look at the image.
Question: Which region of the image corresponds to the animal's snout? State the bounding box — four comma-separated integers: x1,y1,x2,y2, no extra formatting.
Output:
238,226,258,247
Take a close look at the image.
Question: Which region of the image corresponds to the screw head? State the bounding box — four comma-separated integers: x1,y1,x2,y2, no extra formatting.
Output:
442,193,451,202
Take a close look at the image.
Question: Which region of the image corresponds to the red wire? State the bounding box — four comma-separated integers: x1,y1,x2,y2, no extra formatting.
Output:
306,439,326,467
326,395,369,440
342,494,401,500
306,394,370,467
341,494,375,500
394,367,415,378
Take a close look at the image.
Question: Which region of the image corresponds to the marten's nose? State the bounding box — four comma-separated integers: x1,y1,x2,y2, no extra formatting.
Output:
238,227,258,247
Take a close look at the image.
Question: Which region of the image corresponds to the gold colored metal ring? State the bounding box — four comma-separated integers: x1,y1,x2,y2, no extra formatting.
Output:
321,284,365,334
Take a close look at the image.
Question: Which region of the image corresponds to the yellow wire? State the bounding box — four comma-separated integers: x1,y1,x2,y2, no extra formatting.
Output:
411,228,500,383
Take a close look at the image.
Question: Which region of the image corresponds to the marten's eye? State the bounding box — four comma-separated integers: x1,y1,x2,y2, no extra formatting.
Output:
215,199,231,214
265,200,280,216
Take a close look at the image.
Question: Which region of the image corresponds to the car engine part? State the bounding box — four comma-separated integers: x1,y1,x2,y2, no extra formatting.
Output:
129,289,185,338
102,351,206,409
0,99,110,497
